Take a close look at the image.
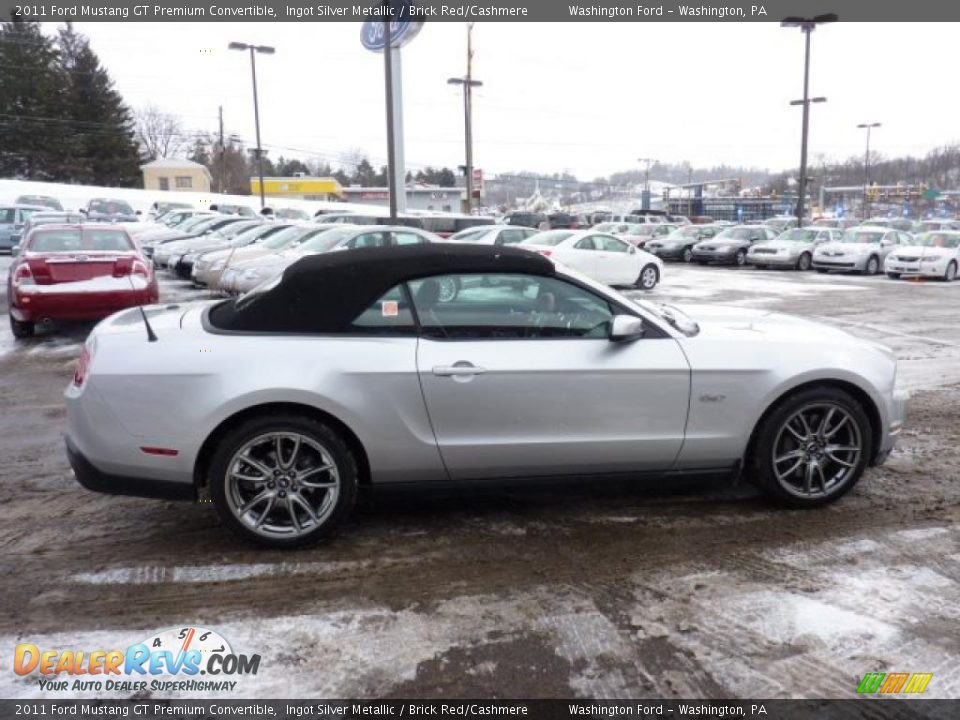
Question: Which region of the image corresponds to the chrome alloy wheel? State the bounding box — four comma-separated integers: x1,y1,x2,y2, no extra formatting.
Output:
225,432,340,539
771,403,863,499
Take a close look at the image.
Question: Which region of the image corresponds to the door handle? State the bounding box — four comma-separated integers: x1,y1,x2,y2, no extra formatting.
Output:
432,364,487,377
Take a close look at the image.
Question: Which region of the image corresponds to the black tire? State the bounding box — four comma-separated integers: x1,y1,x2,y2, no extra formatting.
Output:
886,272,901,280
696,260,708,266
735,249,747,267
9,314,34,339
944,261,957,282
682,247,693,263
754,264,767,271
796,252,812,271
863,255,880,276
815,268,828,274
635,264,659,290
209,413,358,548
750,386,873,508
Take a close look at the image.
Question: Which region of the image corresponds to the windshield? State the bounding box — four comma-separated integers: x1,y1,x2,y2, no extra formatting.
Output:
261,225,320,249
449,227,489,242
914,232,960,248
296,228,354,252
840,230,884,244
215,221,263,240
231,224,282,246
779,229,820,242
29,228,133,252
522,230,574,247
716,228,755,240
88,199,134,215
276,208,309,220
592,223,618,232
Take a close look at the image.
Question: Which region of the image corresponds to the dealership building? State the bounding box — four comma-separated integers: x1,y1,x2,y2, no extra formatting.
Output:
341,186,464,212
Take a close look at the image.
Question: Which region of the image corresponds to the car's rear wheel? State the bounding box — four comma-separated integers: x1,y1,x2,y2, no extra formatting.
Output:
209,413,358,547
751,387,872,507
944,261,957,282
864,255,880,275
796,252,812,271
9,314,34,339
735,249,747,266
682,247,693,263
635,264,659,290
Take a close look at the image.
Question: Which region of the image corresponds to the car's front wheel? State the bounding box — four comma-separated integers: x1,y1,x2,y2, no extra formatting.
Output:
9,314,34,339
751,387,872,507
944,261,957,282
209,413,358,547
735,249,748,267
864,255,880,275
635,264,659,290
887,272,900,280
682,247,693,263
796,252,812,271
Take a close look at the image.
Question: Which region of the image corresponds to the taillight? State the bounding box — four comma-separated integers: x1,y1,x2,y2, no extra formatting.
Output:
74,346,91,387
12,263,34,287
131,260,150,278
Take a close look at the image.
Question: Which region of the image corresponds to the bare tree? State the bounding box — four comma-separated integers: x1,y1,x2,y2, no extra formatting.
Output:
135,105,188,161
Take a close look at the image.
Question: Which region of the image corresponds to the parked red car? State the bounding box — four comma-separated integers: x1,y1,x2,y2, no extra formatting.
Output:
8,224,158,338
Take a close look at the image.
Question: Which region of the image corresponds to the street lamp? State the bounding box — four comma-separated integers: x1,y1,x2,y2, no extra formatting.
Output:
229,41,275,209
782,13,836,225
857,122,881,219
448,24,482,214
637,157,656,211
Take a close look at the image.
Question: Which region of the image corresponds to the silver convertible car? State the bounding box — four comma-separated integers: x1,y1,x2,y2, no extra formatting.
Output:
65,245,907,547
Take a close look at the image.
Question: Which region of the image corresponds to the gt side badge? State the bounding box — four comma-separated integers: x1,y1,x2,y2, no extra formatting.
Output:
700,393,726,403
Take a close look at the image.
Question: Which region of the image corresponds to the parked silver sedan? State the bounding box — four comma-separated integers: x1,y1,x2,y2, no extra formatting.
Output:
65,245,906,547
747,227,843,271
812,227,912,275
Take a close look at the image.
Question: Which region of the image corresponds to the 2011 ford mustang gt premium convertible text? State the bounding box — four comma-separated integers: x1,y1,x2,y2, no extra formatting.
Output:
65,244,907,548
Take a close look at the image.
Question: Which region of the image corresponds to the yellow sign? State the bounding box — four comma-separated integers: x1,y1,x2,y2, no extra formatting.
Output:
249,177,343,199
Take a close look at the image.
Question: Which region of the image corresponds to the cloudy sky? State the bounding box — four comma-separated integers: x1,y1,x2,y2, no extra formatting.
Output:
68,21,959,180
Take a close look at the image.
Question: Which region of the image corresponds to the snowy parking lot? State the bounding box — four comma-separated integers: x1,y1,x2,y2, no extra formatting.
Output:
2,257,960,699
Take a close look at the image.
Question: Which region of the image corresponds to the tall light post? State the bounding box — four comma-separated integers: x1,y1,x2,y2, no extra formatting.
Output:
637,157,656,210
782,14,836,225
448,24,482,214
858,122,881,219
228,41,275,209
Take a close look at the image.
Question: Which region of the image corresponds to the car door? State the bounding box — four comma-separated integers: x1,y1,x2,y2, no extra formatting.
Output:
594,234,639,285
412,272,691,479
559,236,600,278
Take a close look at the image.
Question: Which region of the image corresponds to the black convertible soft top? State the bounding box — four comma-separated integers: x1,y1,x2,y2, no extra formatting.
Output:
207,243,556,333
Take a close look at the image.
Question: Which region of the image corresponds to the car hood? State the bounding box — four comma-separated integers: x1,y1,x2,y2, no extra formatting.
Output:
889,244,950,257
815,241,874,255
751,240,809,251
676,303,893,357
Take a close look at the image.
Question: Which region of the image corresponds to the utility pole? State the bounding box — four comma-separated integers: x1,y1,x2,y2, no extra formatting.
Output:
637,157,656,211
218,105,225,194
228,41,275,209
858,122,881,220
448,23,482,214
782,13,836,226
383,17,398,221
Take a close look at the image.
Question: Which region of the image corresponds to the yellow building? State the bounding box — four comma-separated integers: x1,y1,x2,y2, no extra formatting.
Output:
250,176,344,201
141,158,212,193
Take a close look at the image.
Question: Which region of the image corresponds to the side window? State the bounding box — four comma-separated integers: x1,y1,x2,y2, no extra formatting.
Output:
498,229,528,245
409,274,615,340
575,237,597,250
348,232,387,249
392,231,427,246
0,208,15,224
347,285,416,336
598,236,630,252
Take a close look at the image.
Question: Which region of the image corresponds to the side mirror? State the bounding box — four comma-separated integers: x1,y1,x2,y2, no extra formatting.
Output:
610,315,645,342
10,245,20,257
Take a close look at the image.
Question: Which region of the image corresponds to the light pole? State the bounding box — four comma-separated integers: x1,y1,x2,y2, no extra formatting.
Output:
637,157,656,210
448,24,482,214
782,14,836,226
228,41,275,209
857,122,881,220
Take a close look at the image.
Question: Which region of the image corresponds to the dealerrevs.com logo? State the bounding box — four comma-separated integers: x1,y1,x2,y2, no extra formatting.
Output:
14,626,261,693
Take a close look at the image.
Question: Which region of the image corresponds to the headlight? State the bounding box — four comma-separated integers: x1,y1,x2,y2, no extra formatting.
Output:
921,255,943,263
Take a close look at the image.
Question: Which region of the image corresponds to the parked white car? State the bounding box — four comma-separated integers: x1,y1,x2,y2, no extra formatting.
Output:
747,227,843,271
519,230,663,289
884,231,960,281
812,227,912,275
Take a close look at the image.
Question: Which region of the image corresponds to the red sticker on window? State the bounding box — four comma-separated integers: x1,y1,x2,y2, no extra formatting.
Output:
382,301,399,317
